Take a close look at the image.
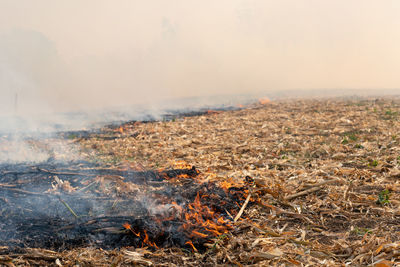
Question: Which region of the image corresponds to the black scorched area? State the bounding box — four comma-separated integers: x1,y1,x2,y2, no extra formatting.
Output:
0,161,248,252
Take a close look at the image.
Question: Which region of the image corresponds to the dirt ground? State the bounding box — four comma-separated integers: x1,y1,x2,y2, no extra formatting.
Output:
1,97,399,266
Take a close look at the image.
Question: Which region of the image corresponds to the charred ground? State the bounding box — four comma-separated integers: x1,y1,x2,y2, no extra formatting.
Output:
0,160,247,253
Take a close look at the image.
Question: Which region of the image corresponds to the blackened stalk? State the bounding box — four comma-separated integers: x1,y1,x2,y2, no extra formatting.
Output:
58,196,79,219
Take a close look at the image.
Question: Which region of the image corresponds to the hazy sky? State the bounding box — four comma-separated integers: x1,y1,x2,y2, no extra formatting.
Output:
1,0,400,114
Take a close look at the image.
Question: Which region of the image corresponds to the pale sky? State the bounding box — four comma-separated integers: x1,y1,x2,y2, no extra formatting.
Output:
0,0,400,114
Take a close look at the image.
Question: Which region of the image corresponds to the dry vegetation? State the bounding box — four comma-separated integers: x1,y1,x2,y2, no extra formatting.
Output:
2,97,400,266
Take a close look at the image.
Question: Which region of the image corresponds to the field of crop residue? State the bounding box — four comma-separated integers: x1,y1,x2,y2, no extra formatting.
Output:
1,97,399,266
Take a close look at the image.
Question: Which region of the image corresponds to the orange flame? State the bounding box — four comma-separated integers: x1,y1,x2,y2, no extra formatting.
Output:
258,97,270,105
176,173,190,179
162,172,191,181
185,240,198,252
219,177,244,191
123,222,140,237
181,192,232,240
142,229,158,249
191,230,208,238
123,222,131,230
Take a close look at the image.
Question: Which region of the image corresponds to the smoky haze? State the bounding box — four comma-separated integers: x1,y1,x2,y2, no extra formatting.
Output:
0,0,400,117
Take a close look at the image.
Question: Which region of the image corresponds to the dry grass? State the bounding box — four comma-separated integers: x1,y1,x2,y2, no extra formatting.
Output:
2,97,400,266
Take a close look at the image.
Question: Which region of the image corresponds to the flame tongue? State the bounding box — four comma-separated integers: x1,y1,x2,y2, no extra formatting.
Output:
183,192,232,239
123,222,140,237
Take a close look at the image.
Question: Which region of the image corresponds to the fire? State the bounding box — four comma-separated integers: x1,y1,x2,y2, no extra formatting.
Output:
258,97,270,105
161,172,192,181
142,230,158,249
181,192,232,243
175,173,190,179
123,222,140,237
191,230,208,238
124,222,159,248
219,177,244,191
120,163,249,252
185,240,198,252
123,222,131,230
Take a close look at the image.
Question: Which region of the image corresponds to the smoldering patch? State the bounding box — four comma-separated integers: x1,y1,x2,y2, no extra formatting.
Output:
0,135,81,164
0,159,251,252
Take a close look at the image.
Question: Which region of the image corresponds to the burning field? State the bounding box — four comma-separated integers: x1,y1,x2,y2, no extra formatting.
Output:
0,97,400,266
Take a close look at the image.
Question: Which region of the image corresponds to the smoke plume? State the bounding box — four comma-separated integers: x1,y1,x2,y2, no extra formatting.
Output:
1,0,399,116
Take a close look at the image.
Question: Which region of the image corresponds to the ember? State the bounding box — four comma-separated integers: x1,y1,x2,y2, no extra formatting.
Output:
0,160,250,252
